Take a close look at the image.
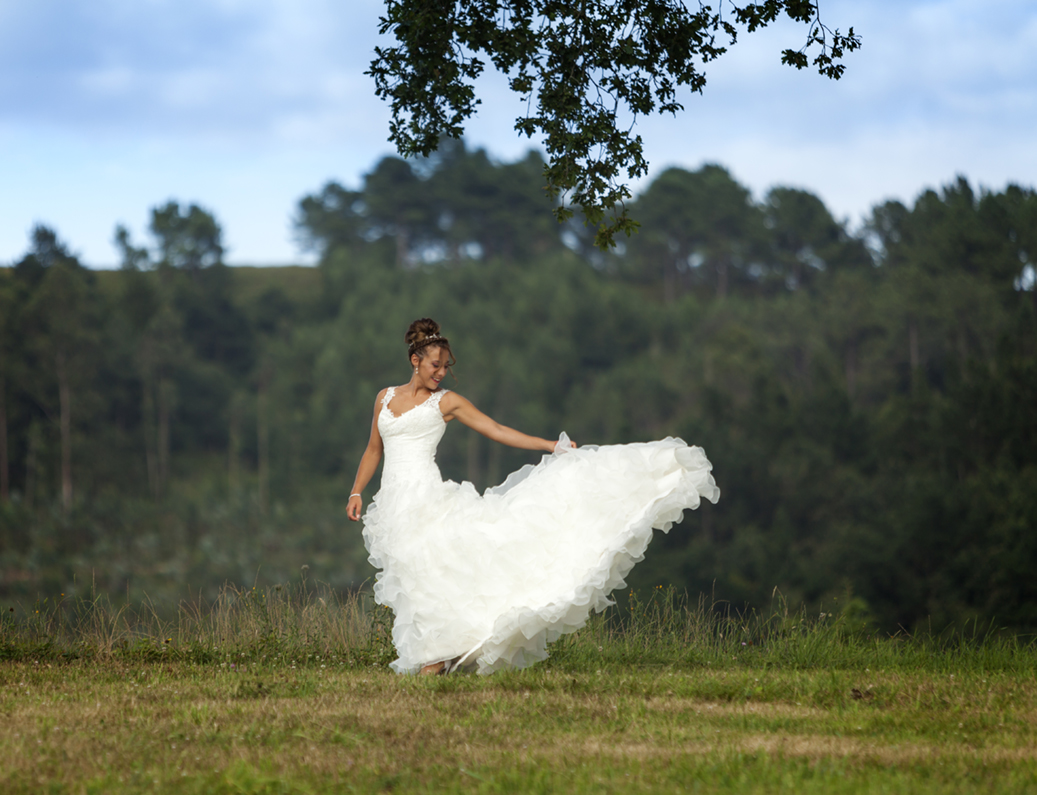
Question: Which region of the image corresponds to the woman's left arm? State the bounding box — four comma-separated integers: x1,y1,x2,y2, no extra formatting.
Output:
441,392,570,452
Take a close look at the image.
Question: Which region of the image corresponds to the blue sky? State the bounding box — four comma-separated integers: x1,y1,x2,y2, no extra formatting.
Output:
1,0,1035,266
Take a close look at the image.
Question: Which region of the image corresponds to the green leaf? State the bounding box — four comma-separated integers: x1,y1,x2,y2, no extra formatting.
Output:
369,1,860,249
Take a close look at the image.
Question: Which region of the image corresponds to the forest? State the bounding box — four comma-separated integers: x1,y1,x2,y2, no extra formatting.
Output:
1,139,1035,633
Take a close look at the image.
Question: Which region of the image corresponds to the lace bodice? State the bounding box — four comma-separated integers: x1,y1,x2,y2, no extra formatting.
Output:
377,386,449,490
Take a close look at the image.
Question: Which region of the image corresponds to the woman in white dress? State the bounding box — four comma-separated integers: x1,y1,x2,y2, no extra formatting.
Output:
347,318,720,675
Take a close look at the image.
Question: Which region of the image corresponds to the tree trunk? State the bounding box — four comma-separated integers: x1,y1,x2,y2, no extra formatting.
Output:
909,320,920,390
794,345,812,388
25,422,38,512
56,351,72,513
257,381,270,515
715,258,728,299
143,378,159,499
158,377,172,497
228,394,242,498
395,226,410,268
845,341,858,401
289,426,301,500
0,374,8,502
791,259,803,292
663,260,676,305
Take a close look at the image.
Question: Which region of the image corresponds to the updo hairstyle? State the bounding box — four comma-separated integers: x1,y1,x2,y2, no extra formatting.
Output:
406,318,456,367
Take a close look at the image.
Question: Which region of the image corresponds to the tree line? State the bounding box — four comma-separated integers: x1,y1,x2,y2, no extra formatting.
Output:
1,140,1035,631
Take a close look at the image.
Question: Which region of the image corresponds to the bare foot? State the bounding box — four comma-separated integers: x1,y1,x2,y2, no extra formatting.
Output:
419,662,445,675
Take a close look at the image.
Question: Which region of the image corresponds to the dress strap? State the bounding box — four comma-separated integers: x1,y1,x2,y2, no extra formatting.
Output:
427,388,449,411
382,386,396,408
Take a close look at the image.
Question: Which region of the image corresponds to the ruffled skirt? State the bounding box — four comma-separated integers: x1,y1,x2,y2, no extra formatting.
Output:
362,437,720,674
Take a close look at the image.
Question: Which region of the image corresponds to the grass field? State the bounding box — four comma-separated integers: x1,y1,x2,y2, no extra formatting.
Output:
2,586,1036,793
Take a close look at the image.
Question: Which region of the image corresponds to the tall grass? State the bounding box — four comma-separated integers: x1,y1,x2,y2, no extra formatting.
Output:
2,583,1035,674
0,580,395,667
551,586,1037,674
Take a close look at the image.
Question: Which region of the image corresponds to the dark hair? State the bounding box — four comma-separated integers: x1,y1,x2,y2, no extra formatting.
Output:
405,318,456,367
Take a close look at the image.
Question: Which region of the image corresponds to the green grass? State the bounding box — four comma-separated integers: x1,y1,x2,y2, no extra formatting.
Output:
1,586,1036,793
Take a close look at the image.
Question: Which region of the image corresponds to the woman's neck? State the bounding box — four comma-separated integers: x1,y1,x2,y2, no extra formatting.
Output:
407,379,434,396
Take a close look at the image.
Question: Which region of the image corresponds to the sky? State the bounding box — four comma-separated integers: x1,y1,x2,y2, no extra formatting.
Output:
1,0,1035,267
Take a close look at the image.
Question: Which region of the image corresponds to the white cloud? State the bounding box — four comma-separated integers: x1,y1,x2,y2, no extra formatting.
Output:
0,0,1035,265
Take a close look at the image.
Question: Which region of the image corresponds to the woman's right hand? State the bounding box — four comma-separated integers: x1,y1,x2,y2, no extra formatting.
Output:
347,495,363,522
554,431,577,454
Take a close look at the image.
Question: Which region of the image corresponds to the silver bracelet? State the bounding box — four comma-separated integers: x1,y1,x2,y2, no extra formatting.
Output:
350,493,361,499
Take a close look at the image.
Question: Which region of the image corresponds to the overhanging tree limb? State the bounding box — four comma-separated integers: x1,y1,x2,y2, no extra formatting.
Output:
369,0,860,248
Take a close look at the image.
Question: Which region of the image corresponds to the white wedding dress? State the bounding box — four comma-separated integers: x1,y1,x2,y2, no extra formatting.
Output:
362,386,720,674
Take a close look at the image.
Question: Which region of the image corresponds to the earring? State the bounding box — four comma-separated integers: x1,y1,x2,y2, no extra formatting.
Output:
414,366,418,374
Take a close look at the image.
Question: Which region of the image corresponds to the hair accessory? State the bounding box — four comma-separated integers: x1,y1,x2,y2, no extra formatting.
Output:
411,333,441,346
408,332,445,354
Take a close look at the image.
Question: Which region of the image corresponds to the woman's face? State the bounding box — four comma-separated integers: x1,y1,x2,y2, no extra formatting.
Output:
413,345,449,390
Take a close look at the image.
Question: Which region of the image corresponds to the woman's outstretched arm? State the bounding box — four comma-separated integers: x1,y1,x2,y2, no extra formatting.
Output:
347,389,387,522
440,392,573,452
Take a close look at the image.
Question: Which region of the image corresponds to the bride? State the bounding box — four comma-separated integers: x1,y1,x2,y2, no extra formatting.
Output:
347,318,720,675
